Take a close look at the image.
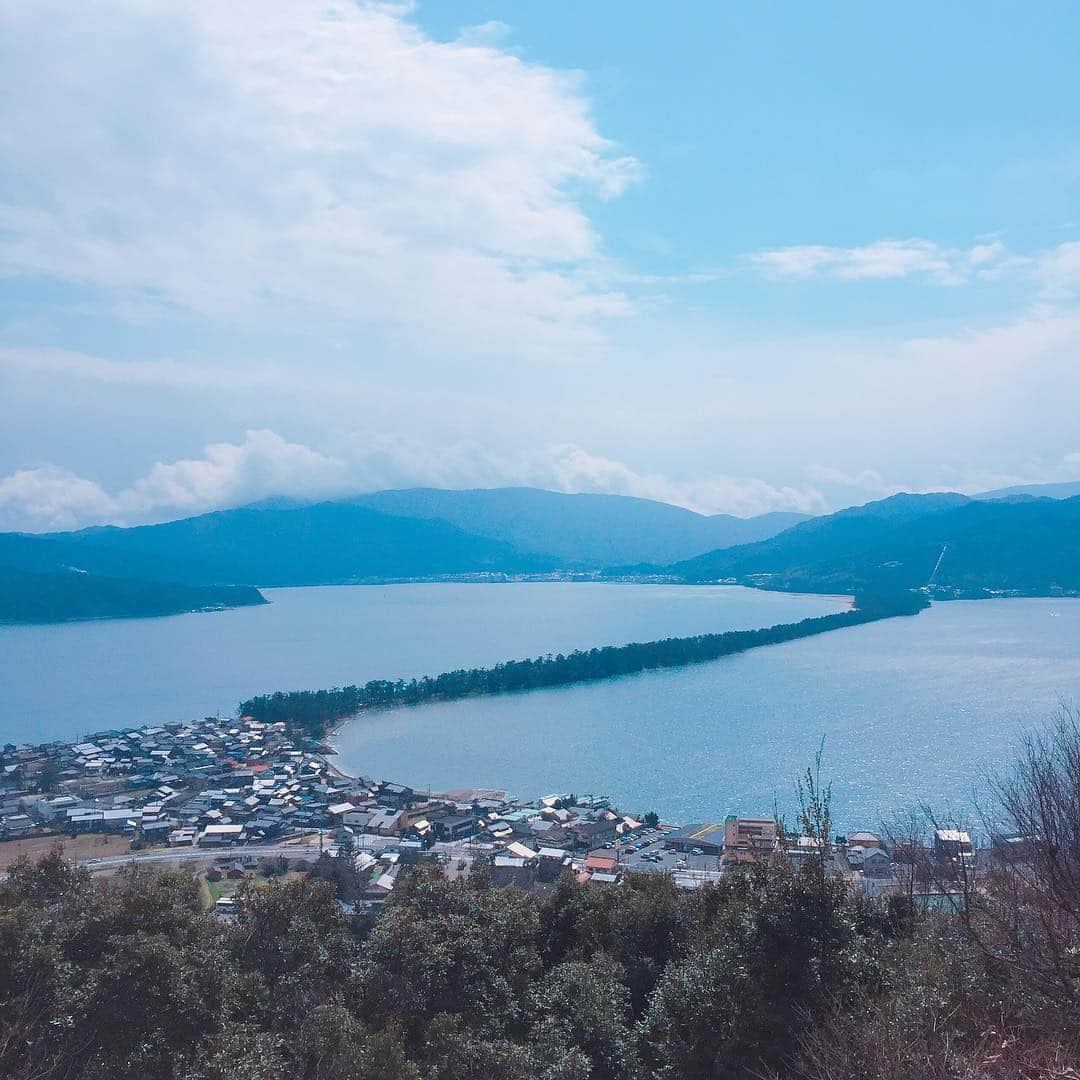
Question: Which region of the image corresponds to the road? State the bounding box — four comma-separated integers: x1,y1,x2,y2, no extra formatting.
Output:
12,830,689,878
73,841,325,871
70,832,414,872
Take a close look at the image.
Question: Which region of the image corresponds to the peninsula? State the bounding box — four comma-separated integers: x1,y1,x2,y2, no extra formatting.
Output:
240,590,929,739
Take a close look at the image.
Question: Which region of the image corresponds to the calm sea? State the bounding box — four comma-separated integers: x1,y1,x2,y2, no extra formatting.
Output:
332,596,1080,828
4,585,1077,828
0,583,839,745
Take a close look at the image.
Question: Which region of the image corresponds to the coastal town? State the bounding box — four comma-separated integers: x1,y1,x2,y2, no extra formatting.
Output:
1,714,983,913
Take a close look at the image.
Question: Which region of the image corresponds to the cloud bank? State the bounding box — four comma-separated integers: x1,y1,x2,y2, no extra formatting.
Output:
0,432,829,533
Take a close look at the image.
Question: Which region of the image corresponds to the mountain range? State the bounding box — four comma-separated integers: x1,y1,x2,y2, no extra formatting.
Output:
673,492,1080,597
0,489,804,622
4,484,1080,624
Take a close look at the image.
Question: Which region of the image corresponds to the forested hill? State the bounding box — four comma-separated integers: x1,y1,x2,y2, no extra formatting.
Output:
349,486,808,566
0,502,555,589
0,565,266,624
672,492,1080,597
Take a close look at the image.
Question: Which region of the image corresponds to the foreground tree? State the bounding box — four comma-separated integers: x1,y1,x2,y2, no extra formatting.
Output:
987,706,1080,1010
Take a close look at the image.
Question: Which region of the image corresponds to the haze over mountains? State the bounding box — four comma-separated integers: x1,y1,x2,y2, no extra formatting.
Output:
976,479,1080,502
350,487,808,567
2,483,1079,623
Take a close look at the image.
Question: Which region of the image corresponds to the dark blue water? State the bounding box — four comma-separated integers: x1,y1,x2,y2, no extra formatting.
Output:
332,598,1080,829
0,583,840,745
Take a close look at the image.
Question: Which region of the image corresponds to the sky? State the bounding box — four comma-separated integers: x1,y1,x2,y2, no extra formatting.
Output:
2,0,1080,531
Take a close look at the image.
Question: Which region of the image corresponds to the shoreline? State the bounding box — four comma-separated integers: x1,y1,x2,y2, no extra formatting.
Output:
244,600,905,740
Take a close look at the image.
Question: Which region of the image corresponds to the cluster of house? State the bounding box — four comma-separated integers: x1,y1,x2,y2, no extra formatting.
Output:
665,817,899,873
0,719,981,907
0,721,636,866
349,812,982,908
660,817,979,892
0,718,422,847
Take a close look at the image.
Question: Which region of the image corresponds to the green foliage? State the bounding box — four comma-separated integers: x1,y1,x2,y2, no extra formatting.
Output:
529,954,635,1080
638,857,891,1078
355,863,541,1042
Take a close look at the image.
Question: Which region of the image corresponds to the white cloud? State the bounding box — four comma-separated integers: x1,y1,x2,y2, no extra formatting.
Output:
0,467,117,532
455,20,514,49
1037,241,1080,300
536,444,827,516
123,431,350,518
0,0,640,359
749,234,1080,296
0,432,349,532
6,294,1080,530
0,430,829,532
10,423,1080,535
751,237,1013,285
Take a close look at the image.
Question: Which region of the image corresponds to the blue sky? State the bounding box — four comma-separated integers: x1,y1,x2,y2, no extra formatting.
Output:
416,2,1079,330
1,1,1079,530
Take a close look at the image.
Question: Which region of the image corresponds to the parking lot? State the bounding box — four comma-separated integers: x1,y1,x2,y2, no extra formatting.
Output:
589,826,723,874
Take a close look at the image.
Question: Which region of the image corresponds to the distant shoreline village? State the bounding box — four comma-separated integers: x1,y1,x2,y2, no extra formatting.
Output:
0,713,960,910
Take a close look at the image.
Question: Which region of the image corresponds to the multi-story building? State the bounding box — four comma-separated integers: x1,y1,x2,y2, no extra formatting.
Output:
722,815,780,865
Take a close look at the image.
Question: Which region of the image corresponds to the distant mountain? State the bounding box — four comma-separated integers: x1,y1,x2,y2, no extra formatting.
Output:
0,488,814,621
0,565,265,624
672,492,1080,597
1,502,554,589
978,480,1080,501
350,487,809,567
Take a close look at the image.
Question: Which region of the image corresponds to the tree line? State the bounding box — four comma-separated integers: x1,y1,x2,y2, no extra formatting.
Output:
240,591,929,739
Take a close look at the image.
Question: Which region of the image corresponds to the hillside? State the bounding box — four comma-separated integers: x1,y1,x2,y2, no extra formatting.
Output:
0,565,266,624
0,502,554,589
673,492,1080,597
351,486,808,566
